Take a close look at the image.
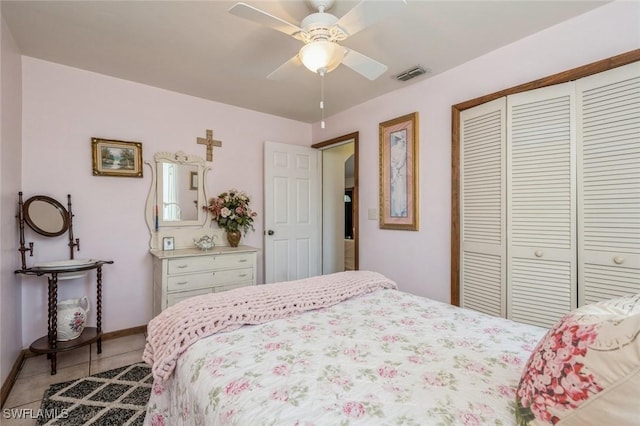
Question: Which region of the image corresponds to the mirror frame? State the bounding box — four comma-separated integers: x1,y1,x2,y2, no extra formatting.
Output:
145,151,209,235
23,195,70,237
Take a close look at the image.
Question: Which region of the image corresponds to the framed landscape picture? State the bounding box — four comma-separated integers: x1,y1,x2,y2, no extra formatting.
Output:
379,112,419,230
92,138,143,178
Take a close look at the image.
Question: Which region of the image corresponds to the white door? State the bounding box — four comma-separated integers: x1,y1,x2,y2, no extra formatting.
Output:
577,61,640,305
264,141,322,283
507,82,577,328
460,98,507,317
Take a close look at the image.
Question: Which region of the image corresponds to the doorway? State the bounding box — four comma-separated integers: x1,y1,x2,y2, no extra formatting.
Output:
312,132,359,273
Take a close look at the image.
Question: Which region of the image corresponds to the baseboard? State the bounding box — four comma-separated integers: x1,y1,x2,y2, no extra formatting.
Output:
0,349,28,409
0,324,147,408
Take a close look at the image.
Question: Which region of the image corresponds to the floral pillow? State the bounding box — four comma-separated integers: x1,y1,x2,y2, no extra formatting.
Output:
515,293,640,426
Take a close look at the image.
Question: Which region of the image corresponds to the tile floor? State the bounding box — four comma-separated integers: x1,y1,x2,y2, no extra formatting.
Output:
2,333,147,425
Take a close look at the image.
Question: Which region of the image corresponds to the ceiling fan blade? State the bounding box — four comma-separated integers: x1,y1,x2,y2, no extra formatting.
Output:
341,48,388,80
336,0,407,37
267,55,304,80
228,2,304,39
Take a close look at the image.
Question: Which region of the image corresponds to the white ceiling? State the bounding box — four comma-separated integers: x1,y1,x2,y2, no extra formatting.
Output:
2,0,608,123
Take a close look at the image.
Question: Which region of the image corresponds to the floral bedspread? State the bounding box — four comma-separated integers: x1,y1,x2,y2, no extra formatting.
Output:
144,289,545,426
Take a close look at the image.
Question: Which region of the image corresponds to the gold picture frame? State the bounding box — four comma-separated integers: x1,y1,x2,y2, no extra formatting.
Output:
379,112,419,230
189,171,198,190
92,138,143,178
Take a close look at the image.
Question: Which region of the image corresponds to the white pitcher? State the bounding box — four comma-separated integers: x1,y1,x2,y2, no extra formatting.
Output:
56,296,90,341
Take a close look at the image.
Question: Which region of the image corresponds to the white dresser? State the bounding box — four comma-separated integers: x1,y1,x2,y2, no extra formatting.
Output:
150,245,258,315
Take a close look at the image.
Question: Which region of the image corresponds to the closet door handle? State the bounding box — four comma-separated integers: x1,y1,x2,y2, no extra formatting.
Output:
534,250,544,258
613,256,625,265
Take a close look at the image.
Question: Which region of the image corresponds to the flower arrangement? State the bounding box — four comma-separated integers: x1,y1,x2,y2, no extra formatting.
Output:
204,189,257,235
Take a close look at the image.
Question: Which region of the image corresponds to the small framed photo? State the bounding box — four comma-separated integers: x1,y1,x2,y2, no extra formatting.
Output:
189,171,198,190
163,237,175,251
92,137,143,178
379,112,419,230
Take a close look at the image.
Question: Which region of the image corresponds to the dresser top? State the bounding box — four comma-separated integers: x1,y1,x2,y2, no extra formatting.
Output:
150,245,258,260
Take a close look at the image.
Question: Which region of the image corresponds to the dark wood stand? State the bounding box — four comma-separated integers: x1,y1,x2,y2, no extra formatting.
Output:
16,260,113,375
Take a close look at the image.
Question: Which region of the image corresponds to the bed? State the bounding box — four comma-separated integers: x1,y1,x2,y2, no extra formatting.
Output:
142,271,548,425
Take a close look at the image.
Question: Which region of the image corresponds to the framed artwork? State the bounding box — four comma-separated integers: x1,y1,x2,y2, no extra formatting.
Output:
92,138,143,177
379,112,419,230
189,171,198,190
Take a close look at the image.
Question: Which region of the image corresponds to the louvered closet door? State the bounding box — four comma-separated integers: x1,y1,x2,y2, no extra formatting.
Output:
507,83,577,328
577,62,640,305
460,98,506,317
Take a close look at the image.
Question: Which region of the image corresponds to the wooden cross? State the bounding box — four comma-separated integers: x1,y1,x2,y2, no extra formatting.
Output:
197,129,222,162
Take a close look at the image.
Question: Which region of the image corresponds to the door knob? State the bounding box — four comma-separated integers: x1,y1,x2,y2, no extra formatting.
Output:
267,229,274,235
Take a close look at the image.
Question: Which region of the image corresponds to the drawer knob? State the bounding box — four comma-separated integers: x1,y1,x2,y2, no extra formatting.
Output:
534,250,544,258
613,256,625,265
239,259,247,263
177,265,188,269
238,274,247,278
176,281,188,286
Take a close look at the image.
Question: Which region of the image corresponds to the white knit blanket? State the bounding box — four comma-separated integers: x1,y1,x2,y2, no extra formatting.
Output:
143,270,397,383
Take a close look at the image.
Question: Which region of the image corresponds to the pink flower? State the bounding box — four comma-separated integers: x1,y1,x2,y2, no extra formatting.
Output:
377,365,397,378
382,335,399,342
301,324,316,331
273,364,290,376
264,342,281,351
422,372,445,387
225,378,250,395
457,411,481,426
400,318,415,326
149,414,165,426
271,389,289,402
465,362,486,374
501,354,522,365
497,385,516,398
407,355,422,364
152,381,165,395
342,401,366,418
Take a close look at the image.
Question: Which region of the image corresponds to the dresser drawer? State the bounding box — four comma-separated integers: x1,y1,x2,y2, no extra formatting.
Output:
167,252,255,274
167,287,214,307
167,267,254,291
214,282,253,293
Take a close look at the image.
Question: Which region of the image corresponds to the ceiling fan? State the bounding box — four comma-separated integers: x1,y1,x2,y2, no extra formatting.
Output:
228,0,407,81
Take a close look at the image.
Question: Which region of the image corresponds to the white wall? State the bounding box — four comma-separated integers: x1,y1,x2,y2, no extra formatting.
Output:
321,142,354,273
19,58,311,346
312,1,640,302
0,14,23,384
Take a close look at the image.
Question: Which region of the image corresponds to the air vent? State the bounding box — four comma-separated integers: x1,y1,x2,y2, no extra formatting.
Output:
395,66,429,82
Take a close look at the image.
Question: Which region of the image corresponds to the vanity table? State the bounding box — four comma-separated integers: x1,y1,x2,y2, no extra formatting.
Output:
17,260,113,375
15,192,113,375
145,152,258,314
150,246,257,315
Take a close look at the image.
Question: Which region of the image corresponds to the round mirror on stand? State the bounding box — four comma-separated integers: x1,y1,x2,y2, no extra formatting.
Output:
16,192,80,270
23,195,70,237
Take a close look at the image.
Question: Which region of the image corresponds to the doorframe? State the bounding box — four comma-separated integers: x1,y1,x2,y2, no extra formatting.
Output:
312,132,359,271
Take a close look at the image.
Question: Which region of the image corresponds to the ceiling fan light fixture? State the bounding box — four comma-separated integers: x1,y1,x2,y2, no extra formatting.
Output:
299,41,344,74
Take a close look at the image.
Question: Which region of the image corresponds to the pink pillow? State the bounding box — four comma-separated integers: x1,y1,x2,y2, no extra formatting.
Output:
515,293,640,425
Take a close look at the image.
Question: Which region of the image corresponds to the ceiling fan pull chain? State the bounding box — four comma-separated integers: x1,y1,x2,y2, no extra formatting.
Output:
320,68,326,129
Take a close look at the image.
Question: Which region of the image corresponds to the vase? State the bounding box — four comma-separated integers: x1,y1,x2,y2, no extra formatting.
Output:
57,296,90,341
226,230,241,247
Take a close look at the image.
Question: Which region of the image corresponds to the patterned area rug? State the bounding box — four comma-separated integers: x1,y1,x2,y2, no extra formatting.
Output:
36,363,151,426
